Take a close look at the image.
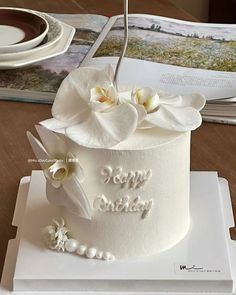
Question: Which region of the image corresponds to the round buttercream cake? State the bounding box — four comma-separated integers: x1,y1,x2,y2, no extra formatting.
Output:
53,128,191,258
27,65,205,260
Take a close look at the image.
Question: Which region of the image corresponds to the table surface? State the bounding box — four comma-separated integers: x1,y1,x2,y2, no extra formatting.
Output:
0,0,235,278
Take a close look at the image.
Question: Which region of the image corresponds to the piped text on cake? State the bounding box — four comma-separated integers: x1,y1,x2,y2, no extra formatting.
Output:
93,195,153,219
101,165,152,189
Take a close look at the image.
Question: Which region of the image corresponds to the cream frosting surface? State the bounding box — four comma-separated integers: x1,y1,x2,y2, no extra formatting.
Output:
59,130,191,258
111,127,185,150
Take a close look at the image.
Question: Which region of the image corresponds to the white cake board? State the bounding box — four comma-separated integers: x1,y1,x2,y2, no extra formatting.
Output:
0,171,236,294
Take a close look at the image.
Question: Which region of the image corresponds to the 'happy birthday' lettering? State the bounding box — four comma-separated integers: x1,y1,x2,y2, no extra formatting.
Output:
101,166,152,189
93,195,153,219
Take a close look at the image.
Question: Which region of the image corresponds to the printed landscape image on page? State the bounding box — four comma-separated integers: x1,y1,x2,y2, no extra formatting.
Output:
83,14,236,100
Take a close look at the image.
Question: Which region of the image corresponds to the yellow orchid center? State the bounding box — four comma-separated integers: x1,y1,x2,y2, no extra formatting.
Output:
134,88,159,113
90,85,118,112
96,87,114,105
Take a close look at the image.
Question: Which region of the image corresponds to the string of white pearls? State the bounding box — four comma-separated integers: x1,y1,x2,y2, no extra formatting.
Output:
64,238,115,261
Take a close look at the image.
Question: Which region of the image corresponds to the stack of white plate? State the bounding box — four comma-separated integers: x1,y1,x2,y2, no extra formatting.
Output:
0,7,75,69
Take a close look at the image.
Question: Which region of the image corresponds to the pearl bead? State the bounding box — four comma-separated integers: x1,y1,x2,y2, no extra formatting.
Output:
77,245,87,256
110,254,115,260
103,252,114,261
96,250,103,259
65,239,79,253
86,248,97,259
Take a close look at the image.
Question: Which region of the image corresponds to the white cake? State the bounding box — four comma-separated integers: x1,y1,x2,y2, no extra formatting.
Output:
27,65,205,260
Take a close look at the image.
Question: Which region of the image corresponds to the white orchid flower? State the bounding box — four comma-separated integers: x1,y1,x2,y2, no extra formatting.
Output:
132,87,159,113
27,125,92,220
40,65,141,148
131,87,206,131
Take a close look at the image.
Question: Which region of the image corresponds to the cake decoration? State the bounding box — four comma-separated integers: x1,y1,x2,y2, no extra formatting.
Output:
121,87,206,131
40,65,146,149
43,218,115,261
40,66,205,149
101,165,152,189
27,125,92,220
42,218,69,252
93,195,153,219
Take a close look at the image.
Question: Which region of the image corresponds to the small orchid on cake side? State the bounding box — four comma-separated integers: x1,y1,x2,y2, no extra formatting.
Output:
27,125,92,220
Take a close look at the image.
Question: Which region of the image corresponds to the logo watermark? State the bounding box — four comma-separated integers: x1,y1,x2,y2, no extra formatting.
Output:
175,263,224,274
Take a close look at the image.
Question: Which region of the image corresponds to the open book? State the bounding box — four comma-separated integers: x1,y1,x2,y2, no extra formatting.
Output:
81,14,236,124
1,13,236,123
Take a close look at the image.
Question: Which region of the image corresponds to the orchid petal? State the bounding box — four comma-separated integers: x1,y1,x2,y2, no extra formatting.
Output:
145,105,202,131
46,179,92,219
119,90,132,104
46,174,92,219
52,67,114,123
159,93,182,105
40,118,68,134
104,64,115,80
159,92,206,110
115,90,147,123
35,125,67,159
62,173,92,219
50,179,61,188
46,173,92,219
106,85,118,102
27,131,53,171
89,100,112,112
66,103,138,148
130,103,147,123
144,93,159,113
178,93,206,110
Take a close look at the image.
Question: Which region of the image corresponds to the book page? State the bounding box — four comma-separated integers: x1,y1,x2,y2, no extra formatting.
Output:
82,14,236,100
